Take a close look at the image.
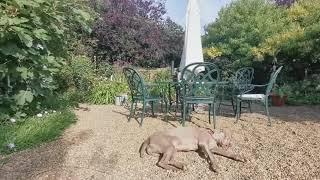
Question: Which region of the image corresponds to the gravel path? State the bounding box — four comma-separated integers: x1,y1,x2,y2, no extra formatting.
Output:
0,104,320,180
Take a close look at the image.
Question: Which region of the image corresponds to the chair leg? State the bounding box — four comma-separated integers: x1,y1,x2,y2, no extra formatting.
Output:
236,99,241,123
265,100,271,126
231,97,236,116
217,97,222,116
208,104,211,124
213,102,216,129
151,101,155,116
248,101,252,113
187,104,191,121
182,102,187,127
140,101,146,127
164,100,169,122
239,101,242,118
128,100,135,122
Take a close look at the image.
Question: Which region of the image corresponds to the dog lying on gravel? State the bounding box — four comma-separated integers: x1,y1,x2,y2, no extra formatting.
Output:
139,127,245,172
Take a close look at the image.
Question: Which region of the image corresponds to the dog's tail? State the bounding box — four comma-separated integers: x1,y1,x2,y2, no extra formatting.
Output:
139,138,150,158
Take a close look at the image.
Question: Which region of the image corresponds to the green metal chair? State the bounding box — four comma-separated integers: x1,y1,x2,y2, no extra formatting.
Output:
235,66,283,126
231,67,255,115
180,62,220,128
123,67,161,126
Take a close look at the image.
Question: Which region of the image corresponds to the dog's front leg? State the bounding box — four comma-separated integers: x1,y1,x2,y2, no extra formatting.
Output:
199,142,219,172
210,147,246,163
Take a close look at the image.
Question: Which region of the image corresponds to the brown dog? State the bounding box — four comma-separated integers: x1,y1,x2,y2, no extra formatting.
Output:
139,127,245,172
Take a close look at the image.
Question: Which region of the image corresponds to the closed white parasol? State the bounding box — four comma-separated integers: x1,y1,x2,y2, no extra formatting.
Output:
179,0,204,79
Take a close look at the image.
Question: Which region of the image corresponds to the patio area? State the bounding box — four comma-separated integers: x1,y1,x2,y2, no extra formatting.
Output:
1,104,319,179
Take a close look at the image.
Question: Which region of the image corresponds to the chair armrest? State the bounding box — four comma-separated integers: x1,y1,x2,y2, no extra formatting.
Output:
240,84,269,94
252,84,269,87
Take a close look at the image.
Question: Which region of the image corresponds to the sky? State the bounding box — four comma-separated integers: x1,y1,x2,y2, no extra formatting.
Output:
165,0,232,34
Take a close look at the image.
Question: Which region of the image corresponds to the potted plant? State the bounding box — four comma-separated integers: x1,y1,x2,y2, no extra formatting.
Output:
271,84,291,106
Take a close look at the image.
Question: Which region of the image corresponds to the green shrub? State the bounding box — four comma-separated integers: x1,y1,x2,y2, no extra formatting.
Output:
286,77,320,105
65,55,95,93
88,80,128,105
95,62,114,78
0,110,76,154
149,69,173,98
0,0,94,120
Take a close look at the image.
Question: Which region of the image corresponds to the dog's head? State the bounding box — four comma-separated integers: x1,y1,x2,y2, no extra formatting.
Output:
206,128,231,149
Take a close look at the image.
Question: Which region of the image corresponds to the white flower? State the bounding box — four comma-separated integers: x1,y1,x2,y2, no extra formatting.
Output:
7,143,15,149
43,65,47,69
44,111,48,114
53,110,56,113
37,113,43,118
10,118,16,123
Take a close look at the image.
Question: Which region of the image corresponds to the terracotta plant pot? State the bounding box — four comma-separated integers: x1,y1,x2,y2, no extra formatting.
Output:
271,94,287,106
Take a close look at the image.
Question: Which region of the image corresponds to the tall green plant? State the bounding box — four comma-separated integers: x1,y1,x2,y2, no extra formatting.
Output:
0,0,95,120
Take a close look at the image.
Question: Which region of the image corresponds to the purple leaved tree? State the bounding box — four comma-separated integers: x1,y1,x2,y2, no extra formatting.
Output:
92,0,184,68
274,0,295,6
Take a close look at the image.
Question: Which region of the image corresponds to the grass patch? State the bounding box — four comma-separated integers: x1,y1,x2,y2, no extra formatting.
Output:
0,110,76,154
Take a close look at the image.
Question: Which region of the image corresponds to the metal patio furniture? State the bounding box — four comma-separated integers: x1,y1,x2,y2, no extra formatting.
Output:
235,66,283,126
123,67,162,126
180,62,220,128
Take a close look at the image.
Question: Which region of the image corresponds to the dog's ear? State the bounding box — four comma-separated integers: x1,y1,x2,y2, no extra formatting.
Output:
223,129,231,139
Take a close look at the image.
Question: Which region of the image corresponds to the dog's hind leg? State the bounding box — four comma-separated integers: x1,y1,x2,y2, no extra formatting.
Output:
168,148,186,170
157,146,180,171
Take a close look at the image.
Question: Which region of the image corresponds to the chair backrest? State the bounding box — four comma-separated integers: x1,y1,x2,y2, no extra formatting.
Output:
180,62,220,97
232,67,254,94
266,66,283,95
123,67,145,98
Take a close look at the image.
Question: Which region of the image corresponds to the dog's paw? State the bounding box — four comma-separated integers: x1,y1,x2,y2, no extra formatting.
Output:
181,164,188,171
210,164,219,173
237,155,246,163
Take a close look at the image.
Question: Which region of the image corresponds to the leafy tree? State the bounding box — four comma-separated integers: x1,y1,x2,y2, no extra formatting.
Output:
203,0,320,93
92,0,184,68
203,0,292,67
253,0,320,80
0,0,95,120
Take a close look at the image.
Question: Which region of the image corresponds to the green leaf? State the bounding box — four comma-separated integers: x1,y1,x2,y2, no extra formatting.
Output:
14,90,34,106
8,17,29,25
73,9,91,21
14,0,40,7
0,42,26,58
0,16,29,26
16,67,29,79
17,32,33,47
33,29,50,41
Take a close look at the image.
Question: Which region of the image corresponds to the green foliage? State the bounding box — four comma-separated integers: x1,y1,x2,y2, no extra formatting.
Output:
0,0,94,120
149,69,172,97
203,0,292,65
287,77,320,105
61,55,95,93
203,0,320,73
203,0,320,105
88,80,128,105
272,83,292,98
0,110,76,154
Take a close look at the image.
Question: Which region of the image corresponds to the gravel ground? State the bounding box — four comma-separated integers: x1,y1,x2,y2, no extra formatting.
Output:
0,104,320,180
